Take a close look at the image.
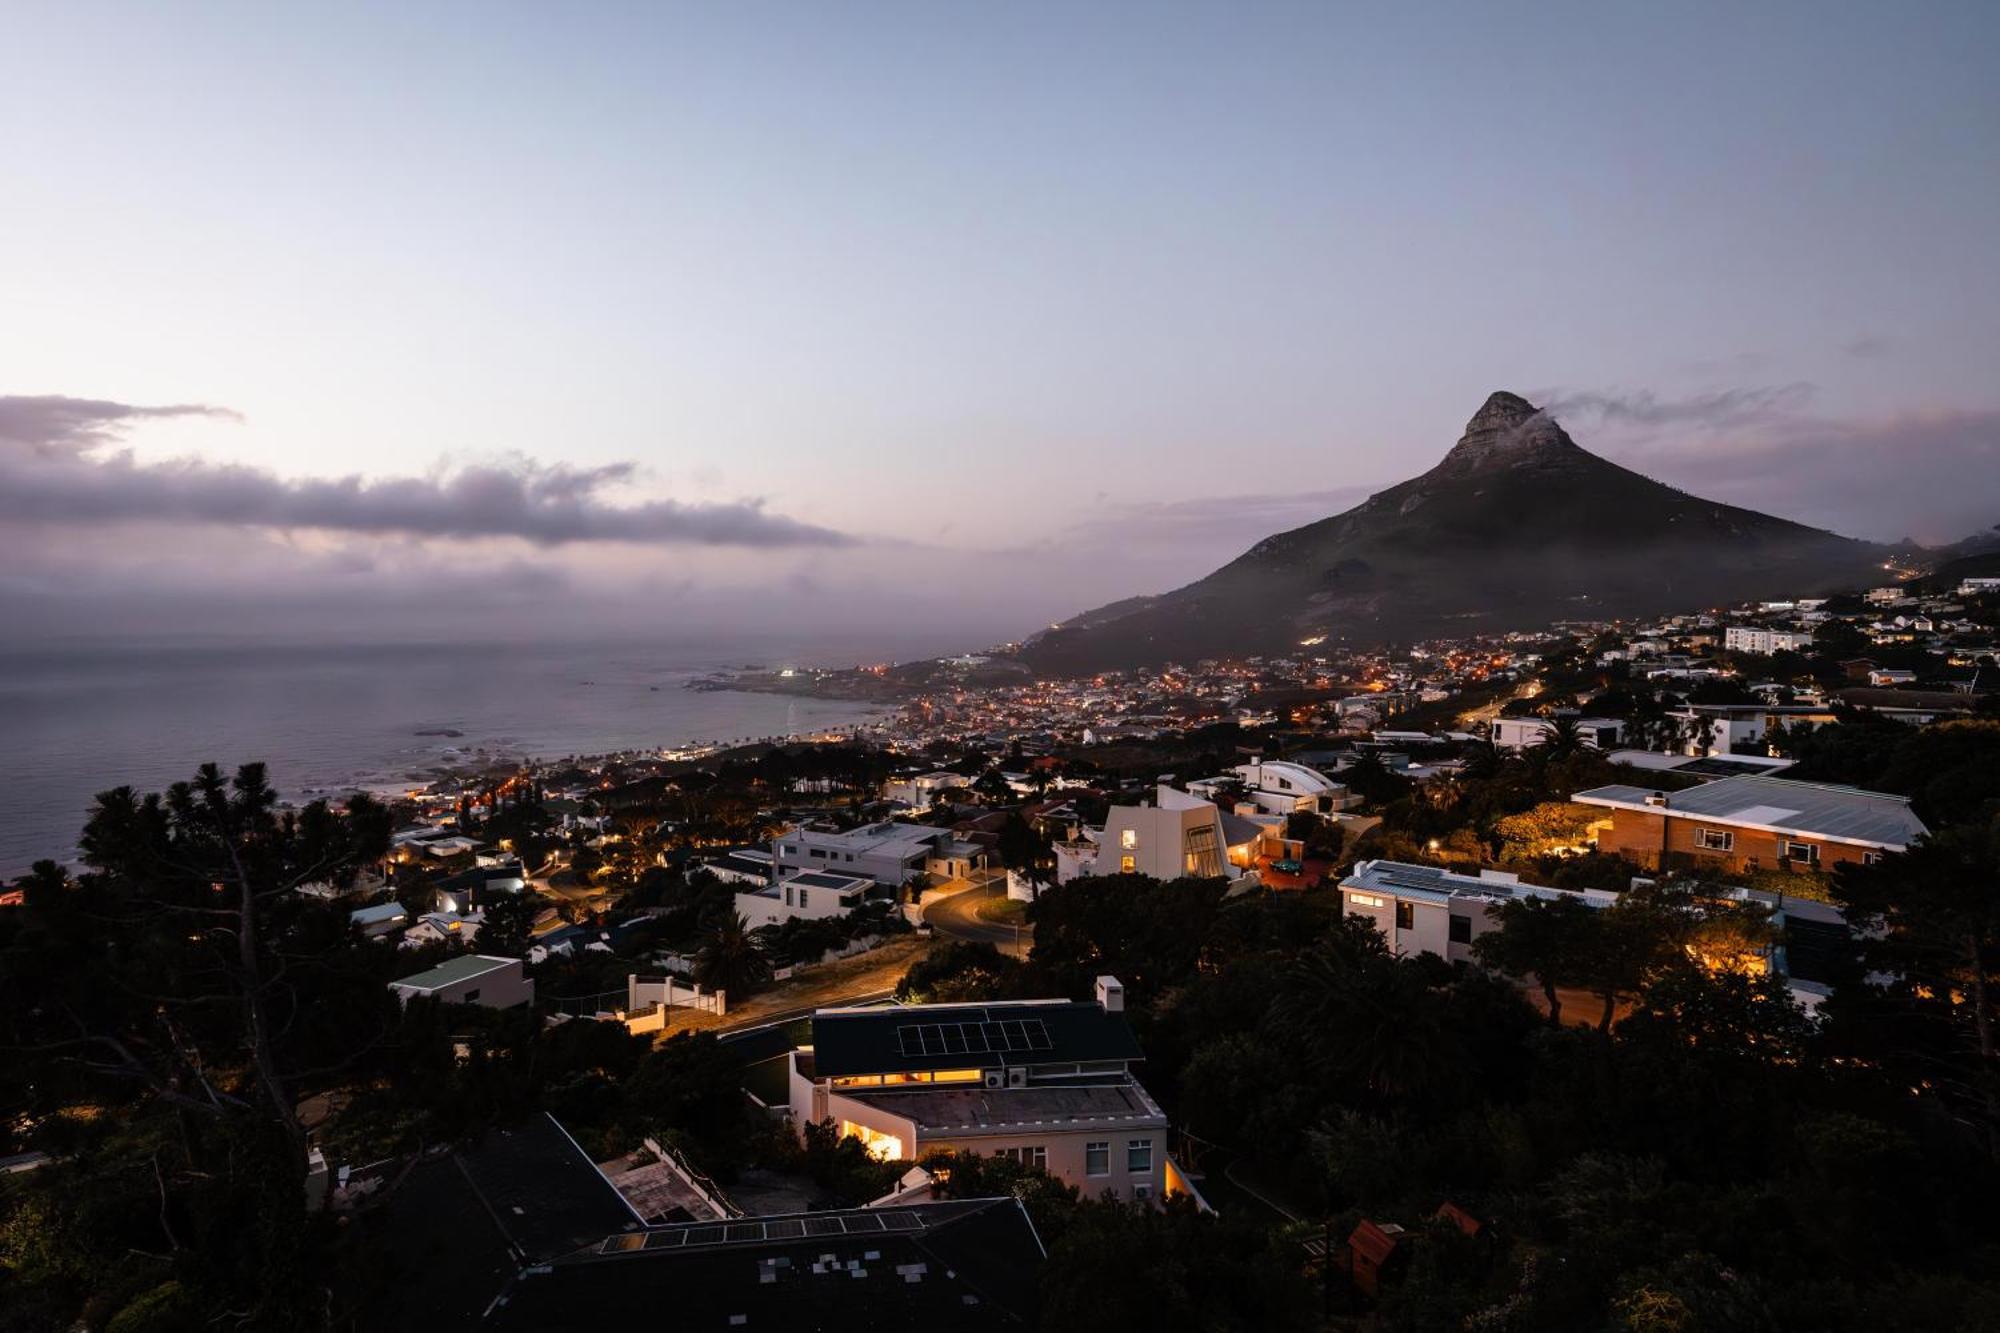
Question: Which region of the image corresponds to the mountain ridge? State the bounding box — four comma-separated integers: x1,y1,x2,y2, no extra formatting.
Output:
1019,391,1886,673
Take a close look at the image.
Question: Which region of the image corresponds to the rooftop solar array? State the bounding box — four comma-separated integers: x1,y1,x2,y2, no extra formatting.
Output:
895,1018,1052,1058
605,1209,928,1256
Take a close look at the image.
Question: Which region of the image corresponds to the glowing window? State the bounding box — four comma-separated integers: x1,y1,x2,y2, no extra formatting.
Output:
1120,829,1138,850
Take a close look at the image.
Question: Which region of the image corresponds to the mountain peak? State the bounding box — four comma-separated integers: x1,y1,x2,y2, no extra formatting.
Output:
1440,390,1579,471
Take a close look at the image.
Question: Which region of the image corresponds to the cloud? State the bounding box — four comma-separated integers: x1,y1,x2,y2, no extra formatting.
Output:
1540,383,1816,431
1600,407,2000,544
0,395,243,455
0,392,853,548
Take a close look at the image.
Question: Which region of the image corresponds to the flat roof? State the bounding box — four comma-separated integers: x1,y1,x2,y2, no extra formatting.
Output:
785,869,875,891
1572,774,1926,849
843,1081,1166,1135
810,1000,1143,1078
390,953,520,991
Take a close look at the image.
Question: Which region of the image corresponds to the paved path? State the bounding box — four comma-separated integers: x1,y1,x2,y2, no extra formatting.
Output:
922,875,1031,957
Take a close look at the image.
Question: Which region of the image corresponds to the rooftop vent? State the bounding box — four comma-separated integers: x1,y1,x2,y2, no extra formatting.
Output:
1643,791,1670,809
1095,975,1125,1014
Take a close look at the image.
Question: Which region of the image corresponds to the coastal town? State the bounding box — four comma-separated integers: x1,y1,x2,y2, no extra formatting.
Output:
8,564,1996,1328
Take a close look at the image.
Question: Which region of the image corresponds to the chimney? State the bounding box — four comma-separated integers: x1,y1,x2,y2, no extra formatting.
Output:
1095,976,1125,1014
1643,791,1670,809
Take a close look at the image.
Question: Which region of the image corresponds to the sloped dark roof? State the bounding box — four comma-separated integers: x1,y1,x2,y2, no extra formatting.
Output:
809,1000,1142,1078
488,1197,1042,1329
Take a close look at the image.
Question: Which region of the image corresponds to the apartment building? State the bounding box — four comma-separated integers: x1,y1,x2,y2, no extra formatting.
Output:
788,979,1172,1202
1723,626,1814,655
1573,774,1926,874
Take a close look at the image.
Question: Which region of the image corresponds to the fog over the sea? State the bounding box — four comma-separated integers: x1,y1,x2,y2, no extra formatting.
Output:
3,3,1996,653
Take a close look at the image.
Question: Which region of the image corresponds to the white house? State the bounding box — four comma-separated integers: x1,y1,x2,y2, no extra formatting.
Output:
880,771,966,807
788,978,1184,1204
1340,860,1617,963
399,910,483,949
1094,787,1229,881
1492,715,1624,752
388,955,535,1009
1186,759,1356,816
735,869,884,929
773,821,981,888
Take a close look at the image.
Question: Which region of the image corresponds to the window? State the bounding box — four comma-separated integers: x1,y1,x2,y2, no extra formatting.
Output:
798,889,810,909
809,848,826,859
1696,828,1735,852
1120,828,1138,850
1395,901,1415,931
461,989,480,1003
1085,1142,1109,1176
1183,824,1224,877
1127,1138,1153,1173
1120,855,1136,873
784,885,794,906
994,1146,1047,1169
1783,840,1819,864
1863,850,1883,866
1449,913,1472,944
1349,892,1385,909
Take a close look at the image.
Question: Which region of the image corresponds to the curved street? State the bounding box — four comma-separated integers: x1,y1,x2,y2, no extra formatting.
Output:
921,873,1033,958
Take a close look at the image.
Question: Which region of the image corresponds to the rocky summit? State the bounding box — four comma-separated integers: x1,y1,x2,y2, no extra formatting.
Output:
1019,391,1885,673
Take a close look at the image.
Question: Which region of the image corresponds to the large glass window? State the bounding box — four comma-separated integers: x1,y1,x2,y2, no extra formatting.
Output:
1395,901,1415,931
1697,828,1734,852
1127,1138,1153,1173
1086,1142,1109,1176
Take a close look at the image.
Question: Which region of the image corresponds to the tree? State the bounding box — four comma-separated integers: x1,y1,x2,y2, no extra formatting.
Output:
1474,892,1599,1026
1,763,390,1325
477,890,541,957
1544,713,1586,759
692,910,771,997
995,810,1054,896
1833,822,2000,1157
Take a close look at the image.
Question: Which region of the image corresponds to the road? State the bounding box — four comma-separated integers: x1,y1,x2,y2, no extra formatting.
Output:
922,874,1032,957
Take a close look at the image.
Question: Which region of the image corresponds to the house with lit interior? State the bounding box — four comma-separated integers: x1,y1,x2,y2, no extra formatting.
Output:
1572,773,1926,874
1340,860,1618,962
772,820,988,890
787,979,1176,1202
1186,758,1357,816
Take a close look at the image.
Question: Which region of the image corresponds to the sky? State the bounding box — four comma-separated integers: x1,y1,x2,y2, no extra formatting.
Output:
4,1,1998,654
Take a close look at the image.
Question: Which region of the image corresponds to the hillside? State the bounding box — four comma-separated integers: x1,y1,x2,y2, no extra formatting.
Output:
1021,391,1885,672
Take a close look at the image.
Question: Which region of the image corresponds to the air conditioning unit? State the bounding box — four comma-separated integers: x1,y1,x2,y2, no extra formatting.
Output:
983,1071,1004,1090
1007,1067,1029,1089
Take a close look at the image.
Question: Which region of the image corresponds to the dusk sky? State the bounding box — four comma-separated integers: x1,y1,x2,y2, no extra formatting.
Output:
5,1,1998,652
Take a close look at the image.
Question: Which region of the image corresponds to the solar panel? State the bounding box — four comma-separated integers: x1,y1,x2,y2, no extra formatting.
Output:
842,1212,887,1232
806,1216,846,1236
643,1230,688,1250
766,1219,805,1238
601,1233,646,1253
685,1225,726,1246
726,1223,765,1242
1022,1019,1053,1050
980,1021,1011,1050
1000,1019,1028,1047
896,1025,926,1056
960,1023,989,1053
938,1024,967,1054
878,1212,922,1232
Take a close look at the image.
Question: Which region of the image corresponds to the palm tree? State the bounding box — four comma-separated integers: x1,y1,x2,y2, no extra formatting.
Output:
1544,713,1585,760
693,911,771,996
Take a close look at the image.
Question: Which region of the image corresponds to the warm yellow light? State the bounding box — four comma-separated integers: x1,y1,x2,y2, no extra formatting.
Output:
838,1121,905,1161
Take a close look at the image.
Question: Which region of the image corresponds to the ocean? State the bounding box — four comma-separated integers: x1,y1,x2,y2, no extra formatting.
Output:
0,635,930,876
